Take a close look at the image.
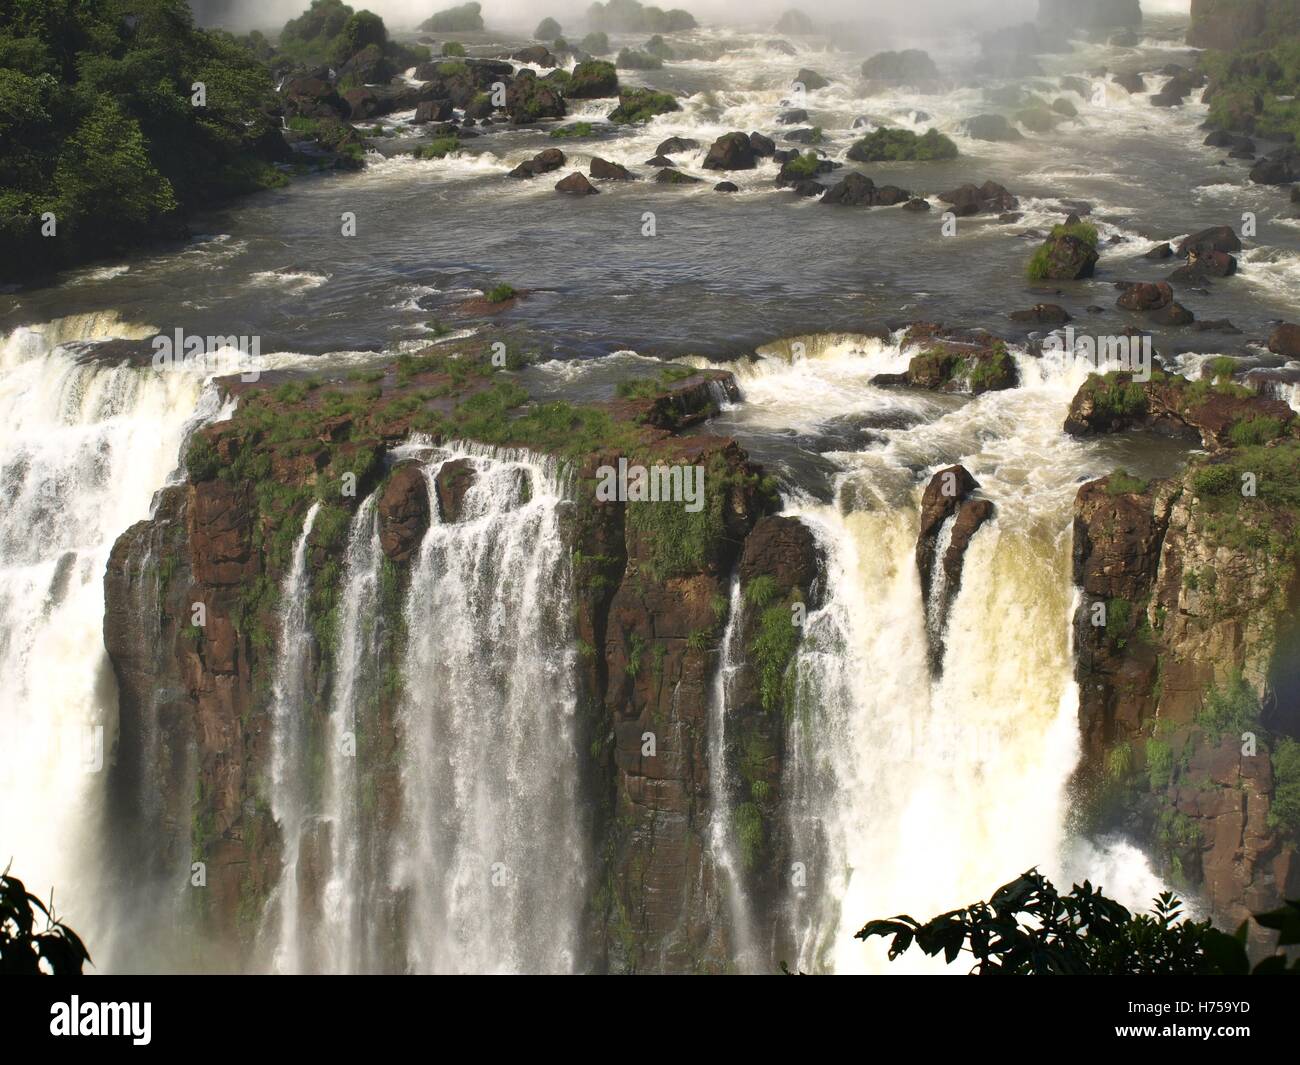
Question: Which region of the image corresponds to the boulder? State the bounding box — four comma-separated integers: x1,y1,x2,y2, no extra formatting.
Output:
794,68,830,90
1269,323,1300,359
749,132,777,157
1250,147,1300,186
513,45,557,67
656,136,699,155
860,49,940,86
1032,233,1100,280
714,181,739,192
508,148,566,178
778,108,808,124
1113,70,1146,94
1144,242,1173,260
379,462,431,559
703,132,758,170
962,114,1024,141
506,71,567,123
1010,303,1071,324
555,171,599,194
655,169,703,185
590,157,634,180
413,98,455,124
939,180,1019,216
566,59,619,99
1117,281,1174,311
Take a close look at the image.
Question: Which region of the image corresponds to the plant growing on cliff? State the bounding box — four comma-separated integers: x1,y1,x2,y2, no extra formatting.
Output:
1269,738,1300,838
1196,672,1262,738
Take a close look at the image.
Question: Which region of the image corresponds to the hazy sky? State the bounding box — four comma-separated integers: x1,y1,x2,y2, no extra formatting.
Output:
193,0,1191,37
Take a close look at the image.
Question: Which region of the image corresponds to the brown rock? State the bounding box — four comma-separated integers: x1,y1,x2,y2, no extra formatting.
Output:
377,461,430,561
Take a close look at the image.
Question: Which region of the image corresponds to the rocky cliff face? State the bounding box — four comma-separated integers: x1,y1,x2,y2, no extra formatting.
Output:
1189,0,1300,50
1070,446,1300,946
102,344,821,972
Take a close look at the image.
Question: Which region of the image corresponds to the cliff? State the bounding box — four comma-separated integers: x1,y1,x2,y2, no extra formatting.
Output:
1188,0,1300,50
102,339,820,972
1070,440,1300,947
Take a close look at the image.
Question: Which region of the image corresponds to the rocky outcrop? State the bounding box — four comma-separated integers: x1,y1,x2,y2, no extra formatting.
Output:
1189,0,1300,49
702,132,757,171
939,181,1019,216
378,462,431,559
567,59,619,99
916,466,994,670
1268,323,1300,359
508,147,566,178
873,325,1019,395
1063,369,1297,449
962,114,1024,142
1071,450,1300,947
103,342,819,974
556,171,600,195
860,49,940,87
821,173,911,207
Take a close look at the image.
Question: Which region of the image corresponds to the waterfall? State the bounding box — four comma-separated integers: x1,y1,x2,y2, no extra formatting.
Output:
923,512,957,664
706,577,760,972
266,502,322,975
0,316,203,959
320,495,383,974
391,446,585,974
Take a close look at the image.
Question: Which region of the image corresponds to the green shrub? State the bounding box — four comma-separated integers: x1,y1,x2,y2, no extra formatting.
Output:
1196,672,1261,737
847,127,958,162
1192,464,1237,496
1107,469,1150,496
1229,415,1285,447
441,41,467,57
485,283,516,303
1269,737,1300,838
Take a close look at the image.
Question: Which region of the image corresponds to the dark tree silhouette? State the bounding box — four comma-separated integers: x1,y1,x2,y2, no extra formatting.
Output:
1,869,91,975
857,868,1300,975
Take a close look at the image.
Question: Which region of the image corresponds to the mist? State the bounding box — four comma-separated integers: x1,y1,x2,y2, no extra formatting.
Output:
190,0,1190,39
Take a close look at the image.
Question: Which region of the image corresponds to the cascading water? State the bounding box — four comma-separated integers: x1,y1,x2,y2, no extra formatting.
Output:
265,502,322,975
0,316,205,960
391,445,585,974
691,335,1170,972
706,577,760,973
320,495,384,974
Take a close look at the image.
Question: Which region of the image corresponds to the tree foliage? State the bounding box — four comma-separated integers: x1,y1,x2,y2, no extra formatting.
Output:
0,0,288,283
857,868,1300,975
1,870,91,975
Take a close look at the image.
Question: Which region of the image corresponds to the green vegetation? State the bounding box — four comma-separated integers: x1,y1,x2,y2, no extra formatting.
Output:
485,283,517,304
441,41,467,57
1196,671,1261,737
613,363,697,400
535,17,562,39
857,868,1300,974
0,0,291,282
580,31,612,55
1269,737,1300,838
608,88,680,124
419,2,485,32
1146,737,1174,790
550,121,595,138
781,151,824,179
1201,38,1300,141
751,604,800,714
1026,222,1100,281
1081,372,1149,420
587,0,697,33
744,574,779,609
847,127,958,162
1228,414,1286,447
1107,469,1150,496
414,136,461,159
616,48,663,70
